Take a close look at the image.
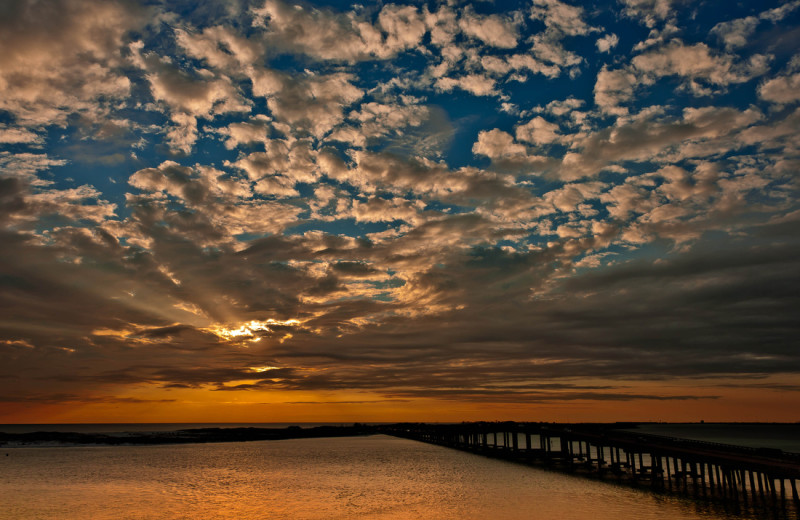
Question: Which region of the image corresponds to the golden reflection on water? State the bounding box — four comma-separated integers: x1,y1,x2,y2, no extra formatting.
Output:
0,435,762,520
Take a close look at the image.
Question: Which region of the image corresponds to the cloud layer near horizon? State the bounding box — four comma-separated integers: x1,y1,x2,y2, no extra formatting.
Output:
1,0,799,420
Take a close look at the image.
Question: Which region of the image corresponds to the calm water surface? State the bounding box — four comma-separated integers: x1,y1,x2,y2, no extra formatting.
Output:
0,435,765,520
625,423,800,453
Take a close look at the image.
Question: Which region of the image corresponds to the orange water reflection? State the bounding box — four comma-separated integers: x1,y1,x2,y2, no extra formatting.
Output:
2,435,761,520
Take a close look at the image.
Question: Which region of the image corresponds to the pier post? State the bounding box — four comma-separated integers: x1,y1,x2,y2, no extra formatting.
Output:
681,459,689,493
598,445,605,473
739,470,748,505
707,463,715,495
665,457,672,490
699,462,707,496
769,475,777,502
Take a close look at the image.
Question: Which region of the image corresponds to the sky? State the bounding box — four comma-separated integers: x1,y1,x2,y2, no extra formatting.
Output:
1,0,799,424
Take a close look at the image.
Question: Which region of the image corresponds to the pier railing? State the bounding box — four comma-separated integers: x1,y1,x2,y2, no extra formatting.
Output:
378,422,800,517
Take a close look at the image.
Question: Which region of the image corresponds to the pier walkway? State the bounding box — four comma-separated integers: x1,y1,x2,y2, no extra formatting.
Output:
379,422,800,517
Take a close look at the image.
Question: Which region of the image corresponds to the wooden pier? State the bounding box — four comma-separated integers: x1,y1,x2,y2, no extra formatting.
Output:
379,422,800,518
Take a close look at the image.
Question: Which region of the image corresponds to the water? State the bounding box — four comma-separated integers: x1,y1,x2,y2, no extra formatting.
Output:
0,435,764,520
623,423,800,453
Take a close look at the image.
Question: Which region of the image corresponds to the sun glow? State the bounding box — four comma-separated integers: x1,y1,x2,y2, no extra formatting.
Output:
207,319,301,341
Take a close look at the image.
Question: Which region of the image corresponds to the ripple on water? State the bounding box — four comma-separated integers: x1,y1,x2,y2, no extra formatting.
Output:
0,435,768,520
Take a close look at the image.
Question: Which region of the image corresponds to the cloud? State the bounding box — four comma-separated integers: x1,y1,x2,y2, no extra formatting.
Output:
530,0,595,37
132,47,252,153
262,72,364,138
710,17,759,50
559,105,764,179
0,126,43,145
329,100,430,148
596,33,619,53
472,129,529,160
175,25,265,74
758,73,800,104
515,116,563,145
435,74,499,97
758,0,800,23
458,8,519,49
251,0,426,62
215,117,272,150
0,0,144,128
127,160,302,247
632,41,769,94
593,66,637,115
619,0,678,27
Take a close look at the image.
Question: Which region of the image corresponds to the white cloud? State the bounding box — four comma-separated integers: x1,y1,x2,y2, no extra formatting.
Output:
141,56,250,117
0,0,142,128
596,33,619,53
351,197,424,224
175,26,264,74
759,0,800,23
710,17,759,50
165,113,199,155
0,126,42,145
0,153,66,184
253,176,299,198
458,9,519,49
506,54,562,78
530,0,594,36
19,184,117,225
619,0,677,27
536,97,585,117
632,41,770,94
472,129,528,160
423,5,459,47
379,4,427,51
515,117,563,145
435,74,499,97
530,35,582,68
216,118,271,150
251,0,426,62
758,73,800,104
593,67,636,115
262,72,364,138
559,106,763,179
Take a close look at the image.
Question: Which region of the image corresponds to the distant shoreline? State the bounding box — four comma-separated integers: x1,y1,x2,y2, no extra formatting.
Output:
0,425,373,448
